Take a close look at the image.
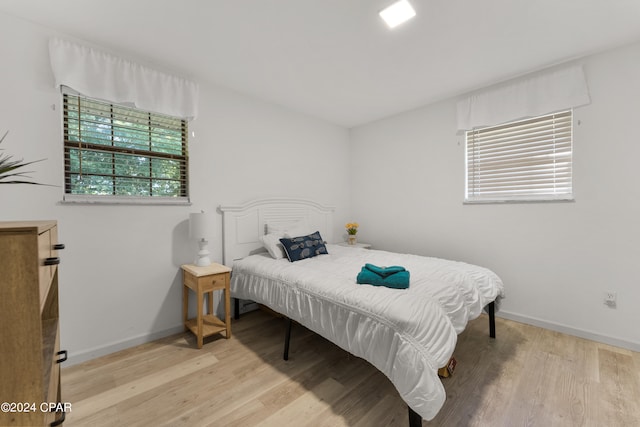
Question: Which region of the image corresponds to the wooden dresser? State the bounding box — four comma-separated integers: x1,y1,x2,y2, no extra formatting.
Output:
0,221,67,426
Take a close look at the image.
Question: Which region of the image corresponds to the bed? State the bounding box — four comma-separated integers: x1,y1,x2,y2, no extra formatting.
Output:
219,198,505,425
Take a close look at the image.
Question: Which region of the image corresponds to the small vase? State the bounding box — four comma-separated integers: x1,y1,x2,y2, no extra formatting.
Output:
347,235,357,245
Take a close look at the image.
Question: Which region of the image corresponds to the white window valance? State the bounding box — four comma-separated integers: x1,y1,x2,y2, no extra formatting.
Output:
456,64,590,132
49,38,199,120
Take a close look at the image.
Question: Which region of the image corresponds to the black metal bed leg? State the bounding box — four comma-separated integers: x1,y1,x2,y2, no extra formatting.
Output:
283,318,292,361
234,298,240,320
488,301,496,339
408,406,422,427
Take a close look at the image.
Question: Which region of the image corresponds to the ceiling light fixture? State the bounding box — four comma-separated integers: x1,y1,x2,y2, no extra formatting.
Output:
379,0,416,29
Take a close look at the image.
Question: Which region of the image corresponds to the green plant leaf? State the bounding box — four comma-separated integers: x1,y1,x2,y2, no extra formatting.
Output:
0,131,48,185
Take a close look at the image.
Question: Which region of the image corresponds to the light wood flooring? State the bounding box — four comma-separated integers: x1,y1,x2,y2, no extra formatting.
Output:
62,310,640,426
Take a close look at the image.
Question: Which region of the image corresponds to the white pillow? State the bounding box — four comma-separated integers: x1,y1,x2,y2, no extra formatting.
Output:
261,233,286,259
261,220,314,259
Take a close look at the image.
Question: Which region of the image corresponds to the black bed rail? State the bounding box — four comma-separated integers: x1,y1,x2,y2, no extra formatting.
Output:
233,297,497,427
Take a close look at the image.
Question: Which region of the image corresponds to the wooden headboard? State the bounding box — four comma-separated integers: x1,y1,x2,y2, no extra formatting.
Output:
218,197,335,266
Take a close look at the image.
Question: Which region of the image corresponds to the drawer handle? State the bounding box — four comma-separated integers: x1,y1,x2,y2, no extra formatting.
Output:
45,257,60,266
53,243,66,250
56,350,68,364
50,409,65,426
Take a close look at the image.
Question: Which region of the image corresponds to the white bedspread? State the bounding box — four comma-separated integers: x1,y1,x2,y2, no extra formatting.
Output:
230,244,505,420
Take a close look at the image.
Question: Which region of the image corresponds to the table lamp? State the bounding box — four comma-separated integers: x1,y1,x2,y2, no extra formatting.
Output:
189,211,213,266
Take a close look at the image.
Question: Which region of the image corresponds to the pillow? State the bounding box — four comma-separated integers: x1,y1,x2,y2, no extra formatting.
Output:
261,220,315,259
260,233,286,259
279,231,328,262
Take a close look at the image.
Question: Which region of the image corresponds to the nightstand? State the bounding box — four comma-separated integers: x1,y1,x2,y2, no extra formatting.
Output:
337,242,372,249
181,262,232,348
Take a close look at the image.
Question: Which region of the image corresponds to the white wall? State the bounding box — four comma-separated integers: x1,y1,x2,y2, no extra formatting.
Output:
3,9,638,364
0,12,350,364
350,41,640,351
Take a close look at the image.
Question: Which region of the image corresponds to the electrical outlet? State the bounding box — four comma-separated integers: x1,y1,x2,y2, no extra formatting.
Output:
603,291,617,308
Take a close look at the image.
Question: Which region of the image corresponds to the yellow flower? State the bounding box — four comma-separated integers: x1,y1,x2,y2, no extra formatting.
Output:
345,222,359,235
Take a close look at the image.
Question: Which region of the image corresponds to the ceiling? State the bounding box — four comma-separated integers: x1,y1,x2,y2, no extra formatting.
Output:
1,0,640,128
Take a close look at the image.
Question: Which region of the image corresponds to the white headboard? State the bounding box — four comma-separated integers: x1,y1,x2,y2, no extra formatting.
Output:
218,197,335,266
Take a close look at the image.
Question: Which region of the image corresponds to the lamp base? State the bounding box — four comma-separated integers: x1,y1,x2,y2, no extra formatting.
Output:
195,238,211,266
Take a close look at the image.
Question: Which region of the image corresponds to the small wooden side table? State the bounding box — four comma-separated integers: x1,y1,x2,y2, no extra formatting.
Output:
181,262,232,348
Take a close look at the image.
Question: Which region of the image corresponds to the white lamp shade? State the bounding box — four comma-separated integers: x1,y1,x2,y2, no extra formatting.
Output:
189,212,213,239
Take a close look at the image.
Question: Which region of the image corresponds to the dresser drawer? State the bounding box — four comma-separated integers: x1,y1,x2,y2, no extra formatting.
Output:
183,270,228,292
0,221,63,427
38,225,61,310
46,323,61,403
38,228,53,307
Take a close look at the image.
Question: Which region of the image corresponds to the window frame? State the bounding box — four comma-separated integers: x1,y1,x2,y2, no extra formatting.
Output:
61,90,190,205
464,110,574,204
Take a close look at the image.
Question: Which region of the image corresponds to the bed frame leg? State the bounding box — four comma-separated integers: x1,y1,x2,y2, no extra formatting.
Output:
408,406,422,427
488,301,495,338
283,318,292,361
234,298,240,320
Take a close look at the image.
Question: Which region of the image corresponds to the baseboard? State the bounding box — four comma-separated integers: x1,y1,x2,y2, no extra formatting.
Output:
64,324,186,367
66,302,257,366
65,310,639,366
497,310,640,352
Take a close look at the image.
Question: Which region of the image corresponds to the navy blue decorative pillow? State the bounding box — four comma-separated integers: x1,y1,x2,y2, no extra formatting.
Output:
279,231,328,262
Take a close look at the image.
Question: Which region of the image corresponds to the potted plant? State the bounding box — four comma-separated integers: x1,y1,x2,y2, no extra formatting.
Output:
345,222,359,245
0,131,45,185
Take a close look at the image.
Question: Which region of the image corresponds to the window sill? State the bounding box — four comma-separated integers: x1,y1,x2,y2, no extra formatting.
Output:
464,196,575,205
60,194,191,206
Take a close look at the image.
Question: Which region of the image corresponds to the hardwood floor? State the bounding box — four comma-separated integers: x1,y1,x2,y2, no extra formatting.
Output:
62,311,640,426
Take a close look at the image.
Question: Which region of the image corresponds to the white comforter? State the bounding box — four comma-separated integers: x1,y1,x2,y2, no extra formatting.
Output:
230,244,505,420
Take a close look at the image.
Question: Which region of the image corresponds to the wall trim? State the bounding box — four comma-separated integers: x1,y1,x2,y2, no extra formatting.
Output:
64,324,185,367
497,310,640,352
66,310,640,366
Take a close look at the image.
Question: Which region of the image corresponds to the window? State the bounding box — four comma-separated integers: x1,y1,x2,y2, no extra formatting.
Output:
63,93,189,203
465,110,573,203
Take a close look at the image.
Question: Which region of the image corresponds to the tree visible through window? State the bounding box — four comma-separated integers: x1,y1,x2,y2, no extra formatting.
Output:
63,93,188,200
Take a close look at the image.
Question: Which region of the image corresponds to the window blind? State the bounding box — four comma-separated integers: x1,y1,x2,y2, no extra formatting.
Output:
465,110,573,202
63,94,189,200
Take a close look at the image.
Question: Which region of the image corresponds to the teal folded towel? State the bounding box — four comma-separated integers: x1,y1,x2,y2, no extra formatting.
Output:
363,263,407,277
357,264,410,289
